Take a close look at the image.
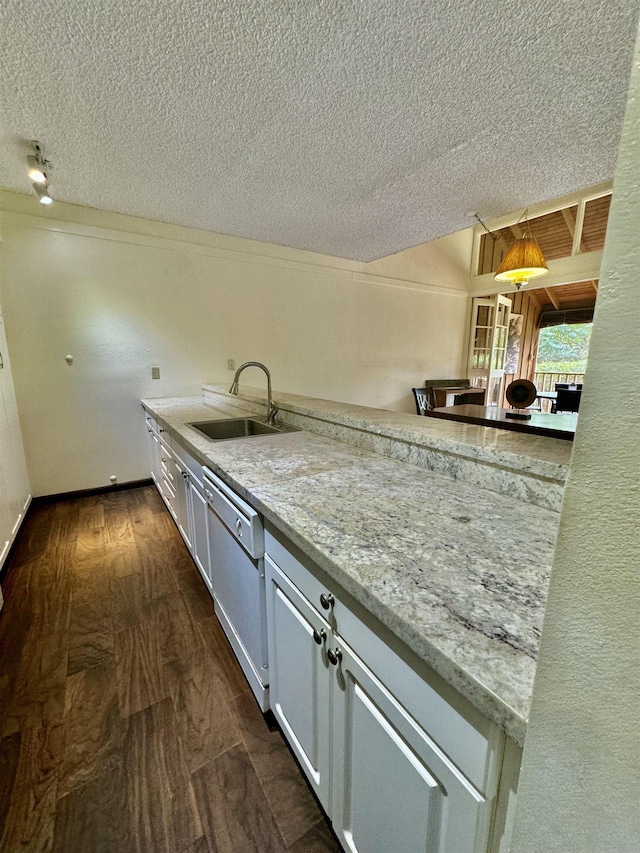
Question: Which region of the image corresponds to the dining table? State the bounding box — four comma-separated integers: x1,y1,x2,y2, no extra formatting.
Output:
427,404,577,440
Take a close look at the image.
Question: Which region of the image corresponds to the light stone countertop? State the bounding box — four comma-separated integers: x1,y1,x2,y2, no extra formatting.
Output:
204,385,573,477
142,394,561,744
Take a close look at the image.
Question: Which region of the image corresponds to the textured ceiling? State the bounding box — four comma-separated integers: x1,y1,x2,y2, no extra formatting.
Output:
1,1,638,260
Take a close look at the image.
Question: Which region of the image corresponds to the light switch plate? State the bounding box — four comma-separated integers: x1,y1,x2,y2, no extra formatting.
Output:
151,366,160,379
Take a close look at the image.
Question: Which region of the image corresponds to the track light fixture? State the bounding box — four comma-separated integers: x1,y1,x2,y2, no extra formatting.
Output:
27,141,53,205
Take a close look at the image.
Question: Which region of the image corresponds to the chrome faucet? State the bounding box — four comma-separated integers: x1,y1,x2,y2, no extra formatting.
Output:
229,361,279,425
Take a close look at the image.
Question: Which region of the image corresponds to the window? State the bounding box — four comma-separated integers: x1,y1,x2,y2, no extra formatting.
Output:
534,323,592,391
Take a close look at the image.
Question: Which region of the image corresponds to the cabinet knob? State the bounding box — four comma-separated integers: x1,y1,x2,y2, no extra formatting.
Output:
312,628,326,645
320,593,334,611
327,647,342,666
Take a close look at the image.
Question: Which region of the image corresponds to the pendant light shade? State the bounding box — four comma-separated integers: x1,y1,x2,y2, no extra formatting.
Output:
494,227,548,290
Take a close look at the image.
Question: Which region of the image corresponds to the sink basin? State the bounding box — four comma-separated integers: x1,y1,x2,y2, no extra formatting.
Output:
187,418,298,441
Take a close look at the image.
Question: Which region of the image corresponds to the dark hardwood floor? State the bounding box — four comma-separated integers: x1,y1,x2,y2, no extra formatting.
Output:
0,486,339,853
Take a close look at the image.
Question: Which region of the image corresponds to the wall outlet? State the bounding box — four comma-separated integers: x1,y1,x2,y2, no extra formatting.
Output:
227,359,235,371
151,366,160,379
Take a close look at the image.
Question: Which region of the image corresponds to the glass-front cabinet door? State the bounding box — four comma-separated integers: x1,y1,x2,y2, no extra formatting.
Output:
468,295,511,405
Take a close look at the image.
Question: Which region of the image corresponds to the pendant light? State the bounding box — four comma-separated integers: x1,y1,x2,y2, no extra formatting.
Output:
494,213,548,290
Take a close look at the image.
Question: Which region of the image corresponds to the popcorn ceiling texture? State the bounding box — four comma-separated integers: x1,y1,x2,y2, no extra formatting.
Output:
1,0,638,259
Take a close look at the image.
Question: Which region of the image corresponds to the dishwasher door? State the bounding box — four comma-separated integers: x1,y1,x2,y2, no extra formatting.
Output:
203,469,269,710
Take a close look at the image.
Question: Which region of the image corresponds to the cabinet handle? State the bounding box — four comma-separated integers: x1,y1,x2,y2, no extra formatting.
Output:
320,593,334,610
327,647,342,666
312,628,326,645
235,518,243,537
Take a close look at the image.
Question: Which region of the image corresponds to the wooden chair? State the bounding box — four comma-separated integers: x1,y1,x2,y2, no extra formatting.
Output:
412,388,431,415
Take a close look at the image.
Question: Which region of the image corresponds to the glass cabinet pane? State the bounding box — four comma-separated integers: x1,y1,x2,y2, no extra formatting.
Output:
474,328,490,349
476,305,493,326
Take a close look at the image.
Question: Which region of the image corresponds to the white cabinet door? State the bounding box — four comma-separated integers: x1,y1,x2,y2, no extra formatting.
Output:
265,555,332,811
146,424,162,488
188,476,212,589
331,638,487,853
158,439,178,518
172,458,192,549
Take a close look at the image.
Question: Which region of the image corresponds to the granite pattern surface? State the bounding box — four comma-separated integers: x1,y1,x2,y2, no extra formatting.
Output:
202,386,571,511
142,393,562,744
202,385,573,471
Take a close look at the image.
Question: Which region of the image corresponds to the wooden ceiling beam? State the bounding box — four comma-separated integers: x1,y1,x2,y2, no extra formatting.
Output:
525,288,542,310
544,287,560,309
561,206,588,254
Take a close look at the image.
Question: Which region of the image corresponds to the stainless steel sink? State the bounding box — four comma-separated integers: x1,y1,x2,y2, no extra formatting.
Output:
187,418,298,441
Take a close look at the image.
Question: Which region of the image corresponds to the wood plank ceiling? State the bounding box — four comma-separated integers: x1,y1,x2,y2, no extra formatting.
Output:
479,193,610,310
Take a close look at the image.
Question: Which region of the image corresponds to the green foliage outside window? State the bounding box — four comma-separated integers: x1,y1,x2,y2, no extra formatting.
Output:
536,323,592,374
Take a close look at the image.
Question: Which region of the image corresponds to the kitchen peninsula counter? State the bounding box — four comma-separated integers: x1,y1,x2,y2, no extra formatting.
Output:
141,390,564,745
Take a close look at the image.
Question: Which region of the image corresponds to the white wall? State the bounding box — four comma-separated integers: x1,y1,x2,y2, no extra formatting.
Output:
0,193,471,495
0,305,31,576
511,21,640,853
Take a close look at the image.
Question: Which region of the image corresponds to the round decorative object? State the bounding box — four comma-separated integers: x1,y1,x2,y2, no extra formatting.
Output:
506,379,537,409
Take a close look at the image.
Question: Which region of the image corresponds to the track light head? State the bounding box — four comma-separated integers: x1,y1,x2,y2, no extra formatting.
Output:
27,153,47,184
33,181,53,205
27,141,53,204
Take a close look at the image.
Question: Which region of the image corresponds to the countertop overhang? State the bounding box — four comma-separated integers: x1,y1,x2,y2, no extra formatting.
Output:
141,390,562,744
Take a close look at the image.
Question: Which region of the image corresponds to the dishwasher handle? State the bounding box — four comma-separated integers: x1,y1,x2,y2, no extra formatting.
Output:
203,468,264,558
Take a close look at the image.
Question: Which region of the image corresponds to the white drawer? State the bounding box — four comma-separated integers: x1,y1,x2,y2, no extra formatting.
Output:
172,438,203,486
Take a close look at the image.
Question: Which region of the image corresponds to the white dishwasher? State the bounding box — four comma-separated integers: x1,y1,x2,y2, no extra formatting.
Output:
202,467,269,710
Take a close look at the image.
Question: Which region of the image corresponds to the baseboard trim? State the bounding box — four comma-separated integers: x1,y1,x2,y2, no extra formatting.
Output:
32,478,154,505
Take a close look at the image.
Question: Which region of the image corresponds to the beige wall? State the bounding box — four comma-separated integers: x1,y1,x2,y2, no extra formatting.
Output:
0,193,471,496
511,22,640,853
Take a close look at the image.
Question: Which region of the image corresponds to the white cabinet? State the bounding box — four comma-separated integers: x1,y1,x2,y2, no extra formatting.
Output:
172,456,192,550
159,438,177,519
143,413,211,589
265,556,332,809
145,414,162,487
188,474,212,588
332,638,485,853
265,526,504,853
